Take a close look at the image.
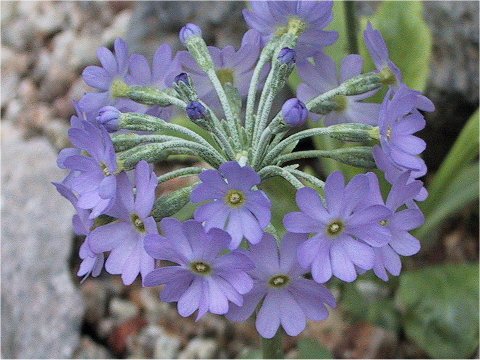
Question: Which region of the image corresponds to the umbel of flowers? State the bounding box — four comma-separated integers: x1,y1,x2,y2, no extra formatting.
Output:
55,0,433,349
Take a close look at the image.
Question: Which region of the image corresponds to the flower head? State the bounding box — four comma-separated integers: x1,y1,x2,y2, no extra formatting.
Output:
243,1,337,62
191,161,272,249
376,84,433,173
186,101,207,120
62,120,118,218
144,218,254,320
79,38,141,117
227,233,336,338
277,47,296,65
297,53,380,125
362,173,424,280
97,106,121,132
88,161,157,285
282,98,308,127
284,171,392,283
179,23,202,44
363,22,402,89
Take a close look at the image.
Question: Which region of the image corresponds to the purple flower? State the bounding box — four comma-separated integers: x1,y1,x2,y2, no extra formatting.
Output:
179,23,202,44
277,47,296,65
170,29,264,108
186,101,207,120
376,84,433,173
284,171,392,283
243,1,338,62
362,173,424,280
191,161,272,249
63,120,118,218
143,218,254,320
282,98,308,127
53,182,104,280
297,53,380,125
97,106,121,132
174,72,190,85
88,161,157,285
126,43,180,119
227,233,336,338
363,22,402,89
79,38,141,117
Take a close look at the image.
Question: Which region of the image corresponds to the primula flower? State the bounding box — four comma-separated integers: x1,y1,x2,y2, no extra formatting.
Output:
243,1,337,63
284,171,392,283
362,173,424,280
125,43,180,119
53,182,104,279
227,233,336,338
191,161,272,249
143,218,254,320
79,38,141,116
376,84,433,174
88,161,157,285
171,29,264,108
363,22,402,90
62,120,118,218
297,53,380,125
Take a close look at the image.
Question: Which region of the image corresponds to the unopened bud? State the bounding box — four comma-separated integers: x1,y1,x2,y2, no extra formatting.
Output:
282,98,308,127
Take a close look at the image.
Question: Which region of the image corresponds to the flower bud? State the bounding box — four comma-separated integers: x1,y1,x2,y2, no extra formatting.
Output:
186,101,207,120
174,72,190,85
282,98,308,127
179,23,202,45
97,106,121,132
277,47,296,65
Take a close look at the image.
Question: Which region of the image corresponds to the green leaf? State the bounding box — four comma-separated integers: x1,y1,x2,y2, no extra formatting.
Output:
358,1,432,91
415,162,479,242
297,338,333,359
396,264,479,358
259,176,298,237
421,109,479,217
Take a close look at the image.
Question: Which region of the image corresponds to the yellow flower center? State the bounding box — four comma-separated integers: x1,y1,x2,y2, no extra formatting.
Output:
225,189,245,208
327,220,344,237
268,274,290,288
190,261,211,275
131,213,146,233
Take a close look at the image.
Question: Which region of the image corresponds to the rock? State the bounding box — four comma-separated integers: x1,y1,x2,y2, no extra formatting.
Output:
43,118,72,151
1,122,84,358
178,337,218,359
108,315,148,356
333,322,398,359
127,324,181,359
80,279,109,328
17,102,54,136
101,9,133,45
73,336,112,359
109,298,140,324
125,2,247,58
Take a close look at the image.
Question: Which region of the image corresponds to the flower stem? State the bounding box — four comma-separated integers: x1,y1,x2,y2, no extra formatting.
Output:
262,331,284,359
344,1,359,54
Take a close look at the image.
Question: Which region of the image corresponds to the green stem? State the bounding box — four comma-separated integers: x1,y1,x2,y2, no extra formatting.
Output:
262,331,283,359
344,1,359,54
157,167,204,183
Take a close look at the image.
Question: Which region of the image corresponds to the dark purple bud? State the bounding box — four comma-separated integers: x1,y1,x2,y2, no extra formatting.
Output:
174,72,190,85
186,101,207,120
179,23,202,45
277,47,296,65
282,98,308,127
97,106,121,132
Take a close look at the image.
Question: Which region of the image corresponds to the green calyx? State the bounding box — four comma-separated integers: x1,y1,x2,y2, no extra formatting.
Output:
111,79,130,98
216,68,235,86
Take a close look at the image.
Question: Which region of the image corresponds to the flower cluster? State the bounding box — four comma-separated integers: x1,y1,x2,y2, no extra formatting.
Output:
56,0,433,340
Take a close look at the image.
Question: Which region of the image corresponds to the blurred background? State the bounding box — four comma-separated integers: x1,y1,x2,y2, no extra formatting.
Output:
1,1,478,359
